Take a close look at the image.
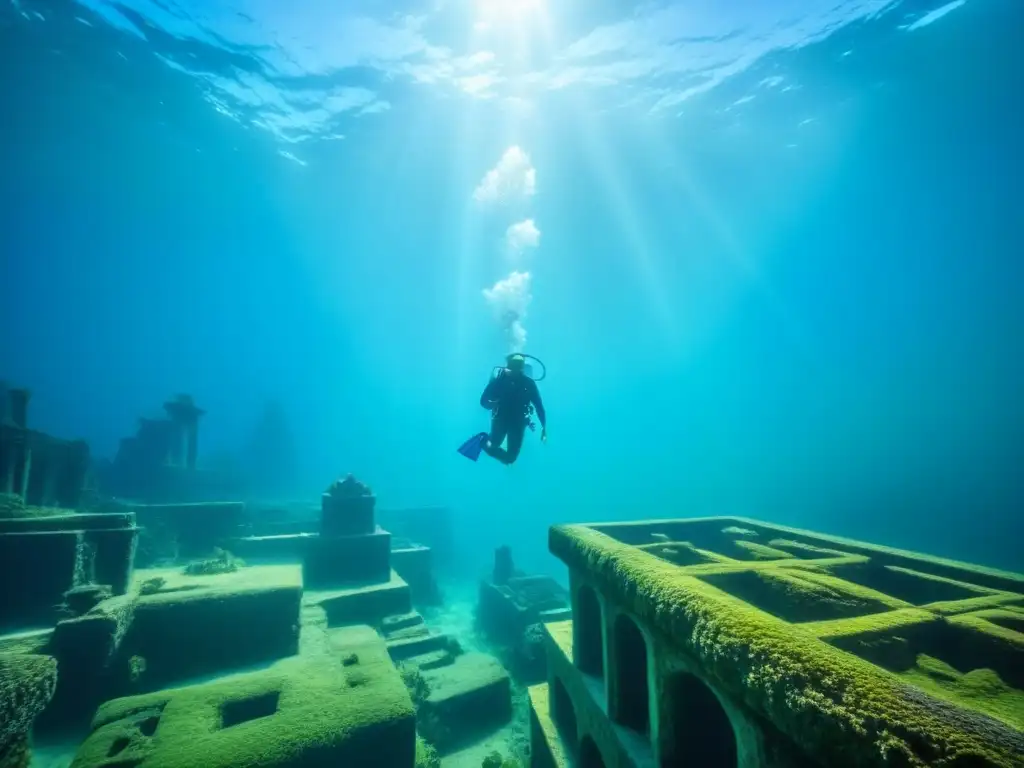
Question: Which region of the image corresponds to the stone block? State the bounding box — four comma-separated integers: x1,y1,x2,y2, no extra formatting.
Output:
40,596,135,732
392,544,441,605
68,648,416,768
387,631,453,662
0,653,57,767
302,528,391,588
230,532,313,562
321,492,376,537
0,531,79,631
381,611,424,634
407,649,455,671
305,570,412,627
0,512,135,534
418,652,512,753
120,565,301,690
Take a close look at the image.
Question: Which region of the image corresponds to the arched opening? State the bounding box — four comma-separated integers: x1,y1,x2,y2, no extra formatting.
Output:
660,672,738,768
551,676,578,755
575,585,604,677
579,735,606,768
613,614,649,734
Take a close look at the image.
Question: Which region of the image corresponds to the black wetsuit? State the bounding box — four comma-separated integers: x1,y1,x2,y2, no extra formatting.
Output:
479,370,546,465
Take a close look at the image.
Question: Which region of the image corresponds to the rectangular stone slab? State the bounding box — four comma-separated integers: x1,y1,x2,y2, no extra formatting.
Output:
302,528,391,587
229,533,313,562
122,565,302,689
0,512,135,533
304,570,411,627
69,638,416,768
419,652,512,753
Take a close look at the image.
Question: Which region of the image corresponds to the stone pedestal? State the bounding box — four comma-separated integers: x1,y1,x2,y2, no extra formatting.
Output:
304,529,392,587
302,474,392,589
321,491,375,537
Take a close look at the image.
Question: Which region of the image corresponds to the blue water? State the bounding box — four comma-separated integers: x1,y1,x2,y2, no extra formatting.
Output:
1,0,1021,574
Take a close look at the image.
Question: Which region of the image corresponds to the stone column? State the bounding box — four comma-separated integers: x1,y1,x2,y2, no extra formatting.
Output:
57,440,91,509
164,395,205,470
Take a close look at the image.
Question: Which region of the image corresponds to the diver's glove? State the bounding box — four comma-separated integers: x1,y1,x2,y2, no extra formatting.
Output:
540,428,548,444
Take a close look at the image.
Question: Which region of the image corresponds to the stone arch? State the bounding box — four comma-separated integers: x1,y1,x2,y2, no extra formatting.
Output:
551,675,578,752
575,583,604,677
612,613,649,734
660,672,738,767
579,735,606,768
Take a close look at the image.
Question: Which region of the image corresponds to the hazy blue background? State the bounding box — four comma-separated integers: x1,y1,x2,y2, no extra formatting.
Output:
1,0,1021,575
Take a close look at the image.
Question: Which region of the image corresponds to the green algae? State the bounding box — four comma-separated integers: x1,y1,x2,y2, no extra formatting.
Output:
731,540,795,561
636,541,721,567
71,645,415,767
0,653,58,756
802,607,937,641
550,522,1024,768
698,562,908,624
925,592,1024,616
415,736,441,768
767,539,852,558
900,654,1024,731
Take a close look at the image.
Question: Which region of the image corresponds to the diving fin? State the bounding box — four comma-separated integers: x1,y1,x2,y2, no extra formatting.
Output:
457,432,489,462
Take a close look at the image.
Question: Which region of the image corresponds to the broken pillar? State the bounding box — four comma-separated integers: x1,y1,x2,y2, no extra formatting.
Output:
163,394,205,470
56,439,91,509
303,474,391,588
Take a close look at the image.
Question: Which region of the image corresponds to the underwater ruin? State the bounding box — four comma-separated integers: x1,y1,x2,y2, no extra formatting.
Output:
529,517,1024,768
0,419,1021,768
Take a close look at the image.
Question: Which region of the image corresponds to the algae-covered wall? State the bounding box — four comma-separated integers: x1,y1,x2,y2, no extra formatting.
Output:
548,518,1024,768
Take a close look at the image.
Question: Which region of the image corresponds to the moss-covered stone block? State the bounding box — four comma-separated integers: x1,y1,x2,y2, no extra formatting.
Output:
0,653,57,766
302,529,391,587
69,632,416,768
120,566,301,689
305,570,412,627
551,517,1024,768
418,652,512,753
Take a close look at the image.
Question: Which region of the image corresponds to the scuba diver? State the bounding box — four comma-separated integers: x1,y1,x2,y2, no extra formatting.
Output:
457,353,547,465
